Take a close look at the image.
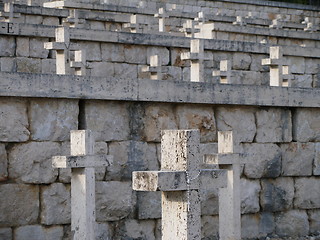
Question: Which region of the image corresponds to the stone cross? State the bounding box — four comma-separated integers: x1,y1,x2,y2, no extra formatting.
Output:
0,2,21,22
141,54,163,80
269,14,283,29
64,9,86,28
233,16,246,26
52,130,113,240
132,129,227,240
154,7,167,32
181,39,210,82
70,50,87,76
302,17,316,32
204,131,242,240
262,46,292,87
123,14,139,33
180,19,200,38
194,12,206,25
197,23,215,39
212,60,232,84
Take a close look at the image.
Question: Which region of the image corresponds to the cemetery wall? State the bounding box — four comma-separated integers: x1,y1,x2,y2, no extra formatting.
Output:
0,0,320,239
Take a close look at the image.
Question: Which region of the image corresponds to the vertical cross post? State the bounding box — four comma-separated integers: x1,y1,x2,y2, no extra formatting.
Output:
52,130,113,240
180,19,200,38
123,14,139,33
154,8,167,32
213,60,232,84
0,2,21,22
233,16,246,26
181,39,210,82
63,9,85,28
133,129,227,240
70,50,87,76
141,54,162,80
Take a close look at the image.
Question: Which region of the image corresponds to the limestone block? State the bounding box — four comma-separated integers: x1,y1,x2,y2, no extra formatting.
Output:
305,58,320,74
43,17,60,26
275,210,309,237
124,45,147,64
0,37,15,57
29,99,79,141
260,177,294,212
84,101,130,141
8,142,60,183
96,181,135,221
241,213,274,239
114,63,138,80
256,108,292,143
41,183,71,225
147,47,170,66
41,59,56,74
30,38,49,58
293,108,320,142
0,184,39,226
14,225,63,240
234,71,264,85
251,54,269,71
0,57,15,72
0,99,29,142
0,145,7,181
90,62,114,77
161,66,182,81
216,107,256,144
294,177,320,209
79,41,101,61
108,141,158,181
308,210,320,234
288,57,305,74
232,53,251,70
171,48,189,67
90,21,105,30
95,222,113,240
200,142,218,156
0,228,12,240
243,143,281,178
281,143,314,177
25,15,43,24
200,188,219,216
16,57,41,73
101,43,125,62
16,37,29,57
292,75,313,88
144,104,177,142
241,178,260,214
137,192,161,219
176,104,216,142
120,219,155,240
201,216,219,240
314,143,320,175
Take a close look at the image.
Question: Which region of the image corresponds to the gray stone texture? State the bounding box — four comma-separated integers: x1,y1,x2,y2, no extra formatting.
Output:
89,62,114,77
29,99,79,141
137,192,161,219
0,36,15,57
16,37,29,57
84,101,130,141
0,184,39,226
95,222,113,240
315,143,320,175
260,177,294,212
96,181,135,221
281,142,314,177
241,213,274,239
16,57,41,73
79,41,101,61
255,108,292,143
0,144,7,181
14,225,63,240
232,53,252,70
275,210,309,237
0,99,29,142
0,228,12,240
101,43,125,62
201,216,219,240
8,142,60,183
240,178,260,214
288,56,305,74
124,45,147,64
293,108,320,142
200,187,219,216
115,219,155,240
41,183,71,225
308,210,320,235
243,143,282,178
114,63,138,80
294,177,320,209
29,38,49,58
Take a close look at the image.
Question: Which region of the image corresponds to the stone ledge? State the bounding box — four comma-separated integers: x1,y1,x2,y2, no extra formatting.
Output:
0,72,319,108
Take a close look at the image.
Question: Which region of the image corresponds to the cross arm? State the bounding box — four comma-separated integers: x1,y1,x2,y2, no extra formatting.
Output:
52,154,113,168
261,58,285,66
212,70,229,77
204,153,241,165
44,42,67,51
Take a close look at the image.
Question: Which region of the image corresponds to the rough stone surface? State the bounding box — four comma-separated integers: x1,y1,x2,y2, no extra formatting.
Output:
16,37,29,57
0,228,12,240
202,216,219,240
147,46,170,66
0,37,15,57
108,141,158,181
124,45,147,64
314,143,320,176
294,177,320,209
90,62,114,77
14,225,63,240
293,108,320,142
41,183,71,225
0,57,15,72
243,143,281,178
114,63,137,80
8,142,60,183
293,75,313,88
275,210,309,237
95,222,113,240
281,143,314,177
0,184,39,226
176,104,216,142
41,59,56,74
29,38,49,58
200,187,219,216
137,192,161,219
96,181,135,221
232,53,252,70
0,145,7,181
101,43,125,62
0,99,29,142
29,99,79,141
255,108,292,143
260,177,294,212
84,101,130,141
288,56,305,74
79,41,101,61
308,210,320,235
118,219,156,240
241,178,260,214
16,57,41,73
241,213,274,239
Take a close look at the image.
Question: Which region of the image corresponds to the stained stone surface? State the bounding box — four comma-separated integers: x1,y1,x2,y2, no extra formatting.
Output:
275,210,309,237
0,145,7,181
293,108,320,142
240,178,260,214
14,225,63,240
294,177,320,209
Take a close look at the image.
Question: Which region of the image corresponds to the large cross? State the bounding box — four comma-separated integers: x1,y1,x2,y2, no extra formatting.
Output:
262,46,292,87
52,130,113,240
141,54,163,80
212,60,232,84
0,2,21,22
204,131,242,240
181,39,211,82
133,130,227,240
154,7,167,32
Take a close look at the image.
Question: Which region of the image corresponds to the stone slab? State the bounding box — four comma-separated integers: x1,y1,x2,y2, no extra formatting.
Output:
52,155,113,168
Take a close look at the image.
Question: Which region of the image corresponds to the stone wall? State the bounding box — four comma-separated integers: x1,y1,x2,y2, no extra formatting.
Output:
0,0,320,239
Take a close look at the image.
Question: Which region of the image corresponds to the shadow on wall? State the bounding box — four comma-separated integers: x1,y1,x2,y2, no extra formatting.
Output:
268,0,320,5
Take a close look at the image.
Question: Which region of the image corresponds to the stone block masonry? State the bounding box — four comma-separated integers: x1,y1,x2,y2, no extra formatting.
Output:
0,0,320,239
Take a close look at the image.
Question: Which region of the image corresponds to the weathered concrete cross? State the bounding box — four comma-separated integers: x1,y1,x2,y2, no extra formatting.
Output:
180,19,201,38
212,60,232,84
233,16,246,26
154,7,167,32
70,50,87,76
133,129,227,240
52,130,113,240
269,14,283,29
0,2,21,22
123,14,140,33
302,17,316,32
63,9,86,28
141,54,163,80
181,39,211,82
262,46,293,87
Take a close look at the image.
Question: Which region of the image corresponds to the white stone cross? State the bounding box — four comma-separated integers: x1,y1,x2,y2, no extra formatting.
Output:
302,17,316,32
154,7,167,32
141,54,163,80
133,129,227,240
52,130,113,240
269,14,283,29
194,12,206,26
204,131,242,240
233,16,246,26
181,39,211,82
180,19,201,38
63,9,86,28
212,60,232,84
0,2,21,22
262,46,292,87
123,14,140,33
70,50,87,76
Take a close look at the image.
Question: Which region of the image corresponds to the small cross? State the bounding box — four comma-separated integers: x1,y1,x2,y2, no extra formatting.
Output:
302,17,316,32
245,12,255,19
180,39,211,82
180,19,200,38
262,46,292,87
63,9,86,28
52,130,113,240
269,14,283,29
141,54,163,80
204,131,243,240
212,60,232,84
133,130,227,240
194,11,206,26
154,7,167,32
0,2,21,22
233,16,246,26
123,14,140,33
70,50,87,76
